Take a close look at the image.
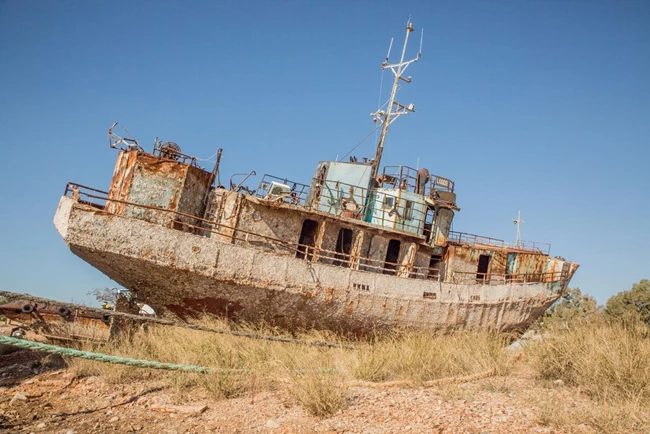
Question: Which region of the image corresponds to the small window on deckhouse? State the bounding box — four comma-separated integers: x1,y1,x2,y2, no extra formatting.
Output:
404,200,414,220
383,195,395,209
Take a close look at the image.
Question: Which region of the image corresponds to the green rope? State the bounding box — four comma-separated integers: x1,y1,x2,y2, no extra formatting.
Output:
0,336,337,375
0,336,212,373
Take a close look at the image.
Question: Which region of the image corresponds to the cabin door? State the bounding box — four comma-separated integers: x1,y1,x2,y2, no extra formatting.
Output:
383,240,401,275
505,252,517,282
333,228,353,267
296,219,319,260
476,254,491,283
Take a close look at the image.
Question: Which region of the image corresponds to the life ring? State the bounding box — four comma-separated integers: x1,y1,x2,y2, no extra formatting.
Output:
21,304,34,313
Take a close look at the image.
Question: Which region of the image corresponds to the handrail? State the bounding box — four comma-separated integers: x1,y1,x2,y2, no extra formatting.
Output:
452,270,564,285
255,175,310,204
448,231,551,255
63,184,557,285
382,165,455,194
255,174,429,235
63,184,441,281
64,182,109,196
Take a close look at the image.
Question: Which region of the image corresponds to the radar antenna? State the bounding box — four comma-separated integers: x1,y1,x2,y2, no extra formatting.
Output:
370,19,423,182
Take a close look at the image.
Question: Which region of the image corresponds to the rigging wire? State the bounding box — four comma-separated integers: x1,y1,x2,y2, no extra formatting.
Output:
339,124,381,162
375,68,385,144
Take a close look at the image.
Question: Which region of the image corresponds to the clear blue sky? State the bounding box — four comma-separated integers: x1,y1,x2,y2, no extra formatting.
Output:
0,1,648,305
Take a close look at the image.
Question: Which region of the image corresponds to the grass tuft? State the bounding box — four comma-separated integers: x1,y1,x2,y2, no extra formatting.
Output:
525,318,650,404
64,318,509,415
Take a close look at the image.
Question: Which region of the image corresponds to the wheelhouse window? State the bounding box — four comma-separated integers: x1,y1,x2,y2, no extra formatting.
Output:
383,196,395,209
404,200,414,219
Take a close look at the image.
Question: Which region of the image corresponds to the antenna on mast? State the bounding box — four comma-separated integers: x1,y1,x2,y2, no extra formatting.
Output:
370,19,422,183
385,38,394,63
513,210,525,248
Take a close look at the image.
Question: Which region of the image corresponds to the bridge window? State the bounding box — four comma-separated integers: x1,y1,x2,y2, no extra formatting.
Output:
423,207,434,242
404,200,414,219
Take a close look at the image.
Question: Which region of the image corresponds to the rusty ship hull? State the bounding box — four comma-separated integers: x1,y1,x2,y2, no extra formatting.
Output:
54,194,571,334
52,21,578,335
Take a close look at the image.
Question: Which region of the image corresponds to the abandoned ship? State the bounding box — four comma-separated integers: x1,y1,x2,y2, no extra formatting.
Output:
53,21,578,334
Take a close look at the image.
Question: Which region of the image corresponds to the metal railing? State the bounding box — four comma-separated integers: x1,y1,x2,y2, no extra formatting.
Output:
64,183,109,209
381,165,455,194
452,270,564,285
310,177,429,234
255,175,310,205
63,184,557,285
63,184,441,281
448,231,551,255
255,175,429,236
152,141,198,166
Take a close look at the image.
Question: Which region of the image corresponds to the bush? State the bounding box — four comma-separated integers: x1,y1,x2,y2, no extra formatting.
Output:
536,287,598,329
605,279,650,326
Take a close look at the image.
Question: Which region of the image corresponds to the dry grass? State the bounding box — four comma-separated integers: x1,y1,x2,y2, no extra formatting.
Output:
525,318,650,404
525,318,650,433
352,330,508,384
65,318,507,416
64,315,650,428
533,391,650,434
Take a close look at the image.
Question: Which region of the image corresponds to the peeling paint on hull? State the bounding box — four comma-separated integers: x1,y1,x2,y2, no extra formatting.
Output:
56,196,560,334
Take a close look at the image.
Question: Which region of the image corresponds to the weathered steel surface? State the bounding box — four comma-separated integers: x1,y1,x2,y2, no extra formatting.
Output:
54,196,569,334
0,299,111,341
105,151,212,229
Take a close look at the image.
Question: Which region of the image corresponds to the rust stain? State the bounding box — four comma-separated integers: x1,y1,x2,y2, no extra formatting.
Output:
325,287,334,304
0,300,111,340
166,297,245,321
106,150,139,215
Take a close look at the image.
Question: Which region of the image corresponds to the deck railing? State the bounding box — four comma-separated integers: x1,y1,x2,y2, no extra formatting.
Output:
63,183,561,285
448,231,551,255
381,165,455,194
63,183,440,281
452,270,563,285
255,175,429,235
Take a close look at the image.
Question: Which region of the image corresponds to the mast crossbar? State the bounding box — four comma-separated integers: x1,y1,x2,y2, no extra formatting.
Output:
369,19,422,183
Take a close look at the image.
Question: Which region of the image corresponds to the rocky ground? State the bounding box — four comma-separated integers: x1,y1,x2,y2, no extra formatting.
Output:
0,347,588,434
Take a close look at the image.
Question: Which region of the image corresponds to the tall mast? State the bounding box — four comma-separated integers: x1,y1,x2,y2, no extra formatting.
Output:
370,19,422,182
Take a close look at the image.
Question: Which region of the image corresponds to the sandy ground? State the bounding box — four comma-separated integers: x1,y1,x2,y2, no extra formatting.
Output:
0,347,586,434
